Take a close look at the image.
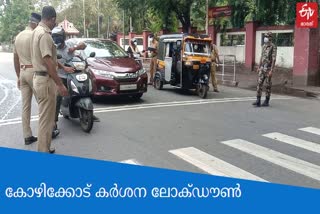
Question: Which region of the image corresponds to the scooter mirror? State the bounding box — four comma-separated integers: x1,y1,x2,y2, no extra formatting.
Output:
176,40,181,48
89,52,96,58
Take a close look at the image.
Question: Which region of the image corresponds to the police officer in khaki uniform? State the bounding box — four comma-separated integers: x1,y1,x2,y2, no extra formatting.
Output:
210,43,221,92
148,33,158,85
30,6,68,154
13,12,41,145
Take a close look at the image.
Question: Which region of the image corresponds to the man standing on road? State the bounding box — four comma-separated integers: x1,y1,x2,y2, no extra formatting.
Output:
31,6,68,154
13,12,41,145
148,33,158,85
210,43,220,92
253,32,277,107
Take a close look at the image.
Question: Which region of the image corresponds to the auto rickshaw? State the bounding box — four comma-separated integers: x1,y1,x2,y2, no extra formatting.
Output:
154,33,212,98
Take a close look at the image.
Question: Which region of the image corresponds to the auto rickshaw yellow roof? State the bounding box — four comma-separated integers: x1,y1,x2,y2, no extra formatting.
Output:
159,33,212,42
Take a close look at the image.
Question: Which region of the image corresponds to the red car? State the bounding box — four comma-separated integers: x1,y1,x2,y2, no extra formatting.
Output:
70,38,148,100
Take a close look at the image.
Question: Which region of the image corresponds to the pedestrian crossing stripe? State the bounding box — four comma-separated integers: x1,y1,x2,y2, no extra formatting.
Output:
122,128,320,183
299,127,320,136
263,132,320,154
221,139,320,182
169,147,267,182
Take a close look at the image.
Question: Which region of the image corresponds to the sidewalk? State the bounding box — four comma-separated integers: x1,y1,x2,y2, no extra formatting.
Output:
217,63,320,99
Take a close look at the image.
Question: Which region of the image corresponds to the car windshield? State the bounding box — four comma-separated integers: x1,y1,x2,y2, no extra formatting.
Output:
83,40,128,58
184,40,210,56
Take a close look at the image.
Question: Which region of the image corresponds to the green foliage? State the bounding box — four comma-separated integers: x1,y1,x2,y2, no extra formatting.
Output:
228,0,314,28
0,0,35,43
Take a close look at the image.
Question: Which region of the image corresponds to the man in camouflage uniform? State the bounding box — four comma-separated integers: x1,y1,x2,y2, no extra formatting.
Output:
253,32,277,107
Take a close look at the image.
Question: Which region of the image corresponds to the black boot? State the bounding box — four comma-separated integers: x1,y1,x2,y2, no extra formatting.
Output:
252,96,261,107
262,96,270,107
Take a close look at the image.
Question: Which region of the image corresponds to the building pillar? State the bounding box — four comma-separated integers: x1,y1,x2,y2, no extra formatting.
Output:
208,25,216,44
129,32,136,40
293,27,320,86
245,21,258,70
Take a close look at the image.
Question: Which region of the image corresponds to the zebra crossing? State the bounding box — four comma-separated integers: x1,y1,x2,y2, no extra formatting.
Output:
120,126,320,184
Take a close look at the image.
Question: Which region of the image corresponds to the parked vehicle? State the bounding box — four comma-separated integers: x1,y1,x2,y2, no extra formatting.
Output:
59,54,95,133
154,34,212,98
69,38,148,100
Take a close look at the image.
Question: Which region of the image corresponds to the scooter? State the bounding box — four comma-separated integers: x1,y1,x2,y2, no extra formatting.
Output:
59,53,95,133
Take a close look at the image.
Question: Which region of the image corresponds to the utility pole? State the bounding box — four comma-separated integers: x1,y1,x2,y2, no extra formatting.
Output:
83,0,86,37
130,16,133,32
107,16,111,39
123,10,125,49
97,0,100,38
206,0,209,35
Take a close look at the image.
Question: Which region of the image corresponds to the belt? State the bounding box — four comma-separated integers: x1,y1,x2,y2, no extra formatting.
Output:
34,71,48,76
20,65,33,69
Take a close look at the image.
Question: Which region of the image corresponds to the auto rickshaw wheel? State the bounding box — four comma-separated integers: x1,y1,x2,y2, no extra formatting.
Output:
197,84,209,99
154,76,163,90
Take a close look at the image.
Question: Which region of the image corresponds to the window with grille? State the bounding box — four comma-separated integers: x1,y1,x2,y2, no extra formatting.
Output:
220,34,245,46
261,33,294,47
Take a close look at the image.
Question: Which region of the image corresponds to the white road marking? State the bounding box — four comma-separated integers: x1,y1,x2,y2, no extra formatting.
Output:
0,82,9,106
221,139,320,182
0,96,293,127
263,132,320,154
169,147,267,182
1,96,21,120
299,127,320,137
120,159,141,165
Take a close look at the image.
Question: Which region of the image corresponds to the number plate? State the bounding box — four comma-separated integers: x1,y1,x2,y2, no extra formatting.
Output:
120,84,137,91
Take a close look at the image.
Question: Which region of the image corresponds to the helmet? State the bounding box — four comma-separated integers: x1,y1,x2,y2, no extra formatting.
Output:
265,32,273,38
131,38,137,45
52,27,66,46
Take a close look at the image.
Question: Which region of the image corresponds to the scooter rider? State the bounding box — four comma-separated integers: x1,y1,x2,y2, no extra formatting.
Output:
127,38,141,59
52,27,100,137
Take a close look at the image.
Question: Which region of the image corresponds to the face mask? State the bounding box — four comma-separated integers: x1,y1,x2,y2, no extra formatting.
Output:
53,36,64,48
264,37,269,43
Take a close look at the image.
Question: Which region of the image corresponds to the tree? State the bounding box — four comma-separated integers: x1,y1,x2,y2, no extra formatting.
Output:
228,0,319,27
0,0,35,43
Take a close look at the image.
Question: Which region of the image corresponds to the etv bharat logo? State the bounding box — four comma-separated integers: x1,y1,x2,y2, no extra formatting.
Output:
296,2,318,28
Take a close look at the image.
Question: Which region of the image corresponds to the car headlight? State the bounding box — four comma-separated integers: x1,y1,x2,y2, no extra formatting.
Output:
73,62,86,70
137,68,146,76
70,80,79,93
91,69,114,79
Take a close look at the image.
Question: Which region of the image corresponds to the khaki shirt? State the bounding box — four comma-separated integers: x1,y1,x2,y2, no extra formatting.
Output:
14,26,33,66
30,22,57,72
210,44,219,64
150,40,158,58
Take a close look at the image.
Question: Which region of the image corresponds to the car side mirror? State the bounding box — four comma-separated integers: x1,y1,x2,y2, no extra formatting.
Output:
57,54,62,59
89,52,96,58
